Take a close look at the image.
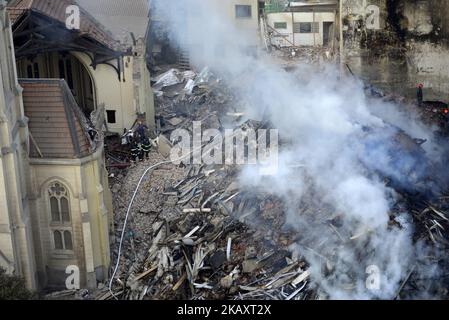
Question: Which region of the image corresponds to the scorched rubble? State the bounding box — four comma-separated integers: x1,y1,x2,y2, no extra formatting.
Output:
99,65,449,300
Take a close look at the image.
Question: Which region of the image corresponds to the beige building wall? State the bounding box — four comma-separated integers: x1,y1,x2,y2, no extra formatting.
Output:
16,51,155,134
0,5,37,289
28,147,112,289
183,0,261,68
267,11,336,46
75,51,154,133
219,0,261,47
1,4,114,290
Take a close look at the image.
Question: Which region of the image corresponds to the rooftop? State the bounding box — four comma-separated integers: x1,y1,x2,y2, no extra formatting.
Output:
20,79,95,159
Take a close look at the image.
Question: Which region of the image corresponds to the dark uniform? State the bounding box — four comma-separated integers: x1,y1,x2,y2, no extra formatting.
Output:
136,122,148,140
130,139,140,162
141,137,151,160
417,84,423,107
137,141,144,161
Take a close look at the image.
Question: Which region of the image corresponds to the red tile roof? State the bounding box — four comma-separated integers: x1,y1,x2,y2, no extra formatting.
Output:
20,79,94,159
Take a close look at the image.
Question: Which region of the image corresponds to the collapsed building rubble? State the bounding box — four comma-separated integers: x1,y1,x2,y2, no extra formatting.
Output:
99,66,449,300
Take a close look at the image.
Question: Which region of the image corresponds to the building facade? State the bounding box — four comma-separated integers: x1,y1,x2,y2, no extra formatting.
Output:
265,1,338,47
342,0,449,102
1,1,113,290
8,0,155,133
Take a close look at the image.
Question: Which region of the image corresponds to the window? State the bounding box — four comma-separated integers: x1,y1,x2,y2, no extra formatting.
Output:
48,182,73,252
294,22,319,33
33,63,40,78
106,110,117,124
59,58,74,89
53,230,73,250
274,22,287,29
26,61,40,78
235,5,251,18
49,183,70,223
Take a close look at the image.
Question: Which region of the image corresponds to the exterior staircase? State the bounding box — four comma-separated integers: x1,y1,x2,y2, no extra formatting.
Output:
178,49,190,70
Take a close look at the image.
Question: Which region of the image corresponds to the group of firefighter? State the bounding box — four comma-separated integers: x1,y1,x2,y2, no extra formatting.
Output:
123,121,152,163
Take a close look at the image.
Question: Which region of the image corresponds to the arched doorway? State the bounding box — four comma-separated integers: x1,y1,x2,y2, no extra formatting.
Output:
16,52,96,116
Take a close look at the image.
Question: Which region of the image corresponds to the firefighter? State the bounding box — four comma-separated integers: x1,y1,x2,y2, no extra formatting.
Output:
135,120,148,140
130,137,140,163
417,83,424,107
137,138,144,161
140,136,152,160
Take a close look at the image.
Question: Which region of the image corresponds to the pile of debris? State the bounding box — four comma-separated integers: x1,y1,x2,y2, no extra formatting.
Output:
103,65,449,300
105,150,449,300
151,66,239,138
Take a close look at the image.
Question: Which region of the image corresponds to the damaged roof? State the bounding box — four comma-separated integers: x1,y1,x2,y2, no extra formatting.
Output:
6,0,120,50
20,79,94,159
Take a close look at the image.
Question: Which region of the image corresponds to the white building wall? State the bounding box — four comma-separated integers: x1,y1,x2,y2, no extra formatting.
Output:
267,11,335,47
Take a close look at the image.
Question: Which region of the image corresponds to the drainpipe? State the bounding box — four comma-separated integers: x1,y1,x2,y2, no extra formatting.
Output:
339,0,344,72
313,10,316,46
292,12,295,46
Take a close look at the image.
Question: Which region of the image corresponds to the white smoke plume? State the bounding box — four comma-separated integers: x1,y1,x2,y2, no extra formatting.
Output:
151,0,445,299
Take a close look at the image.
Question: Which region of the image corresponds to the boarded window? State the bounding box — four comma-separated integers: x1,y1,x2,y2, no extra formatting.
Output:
274,22,287,29
235,5,251,18
294,22,319,33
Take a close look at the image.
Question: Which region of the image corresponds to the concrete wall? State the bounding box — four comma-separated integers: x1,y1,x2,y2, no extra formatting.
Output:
222,0,261,47
184,0,261,68
267,11,336,46
342,0,449,102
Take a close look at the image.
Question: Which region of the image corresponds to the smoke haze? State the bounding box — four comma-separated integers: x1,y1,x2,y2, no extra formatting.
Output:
152,0,445,299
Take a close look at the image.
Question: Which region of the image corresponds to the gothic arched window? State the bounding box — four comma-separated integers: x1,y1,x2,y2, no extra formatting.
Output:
48,182,73,251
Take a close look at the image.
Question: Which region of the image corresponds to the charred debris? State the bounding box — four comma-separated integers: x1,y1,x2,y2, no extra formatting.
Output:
95,57,449,301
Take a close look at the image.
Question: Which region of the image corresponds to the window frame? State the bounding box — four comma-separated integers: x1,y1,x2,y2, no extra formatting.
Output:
106,110,117,124
274,22,287,29
47,182,74,253
235,5,252,19
294,22,319,34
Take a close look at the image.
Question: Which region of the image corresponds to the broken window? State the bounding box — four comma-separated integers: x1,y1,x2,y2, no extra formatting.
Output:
106,110,117,124
274,22,287,29
235,5,251,18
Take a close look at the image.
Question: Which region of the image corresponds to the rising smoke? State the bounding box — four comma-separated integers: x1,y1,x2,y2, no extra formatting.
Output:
151,0,446,299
